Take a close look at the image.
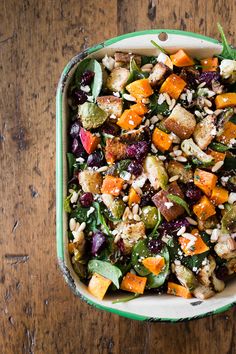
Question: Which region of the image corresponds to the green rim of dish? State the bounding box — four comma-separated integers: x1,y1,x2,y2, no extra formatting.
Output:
56,29,235,322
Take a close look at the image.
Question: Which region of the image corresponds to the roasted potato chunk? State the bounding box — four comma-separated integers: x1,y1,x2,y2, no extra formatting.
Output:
164,105,196,139
105,137,127,163
152,182,185,221
106,67,130,92
148,62,169,87
79,170,102,194
114,52,141,68
96,96,123,118
115,221,146,254
193,115,216,150
193,285,215,300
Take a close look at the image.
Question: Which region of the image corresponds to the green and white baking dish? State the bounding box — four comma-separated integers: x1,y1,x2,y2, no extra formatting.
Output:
56,29,236,322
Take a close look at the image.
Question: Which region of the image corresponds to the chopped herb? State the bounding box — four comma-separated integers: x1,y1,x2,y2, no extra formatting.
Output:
217,23,236,60
112,293,140,304
167,194,191,216
150,40,167,54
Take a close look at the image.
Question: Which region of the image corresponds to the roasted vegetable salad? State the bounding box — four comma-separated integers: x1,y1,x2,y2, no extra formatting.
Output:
65,27,236,302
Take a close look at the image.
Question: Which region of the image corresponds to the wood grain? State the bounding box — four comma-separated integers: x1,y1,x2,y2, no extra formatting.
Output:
0,0,235,353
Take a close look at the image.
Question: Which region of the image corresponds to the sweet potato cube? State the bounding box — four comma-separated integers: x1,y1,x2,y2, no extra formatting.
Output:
193,196,216,221
121,272,147,294
126,79,153,100
216,121,236,145
88,273,112,300
142,256,165,275
194,169,217,197
117,109,142,130
215,93,236,109
200,57,218,72
159,74,186,99
179,229,209,256
101,175,124,196
210,186,229,205
167,282,192,299
152,127,172,152
207,149,226,163
130,102,148,115
170,49,195,67
128,187,141,206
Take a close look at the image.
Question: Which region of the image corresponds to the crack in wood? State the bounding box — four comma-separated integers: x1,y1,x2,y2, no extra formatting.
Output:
12,220,19,233
5,254,29,265
147,0,156,21
29,185,39,198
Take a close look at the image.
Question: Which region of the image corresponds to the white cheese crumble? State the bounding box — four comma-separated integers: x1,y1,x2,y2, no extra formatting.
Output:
164,202,174,209
220,59,236,79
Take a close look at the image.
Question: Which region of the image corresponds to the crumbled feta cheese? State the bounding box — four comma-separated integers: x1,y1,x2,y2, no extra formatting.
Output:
164,202,174,209
221,176,229,186
132,173,147,189
220,59,236,79
80,85,90,93
76,157,85,163
120,171,131,181
102,54,115,71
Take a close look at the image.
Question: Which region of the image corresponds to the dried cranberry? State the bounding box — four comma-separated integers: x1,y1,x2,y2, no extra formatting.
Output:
140,183,156,207
72,89,87,105
70,121,80,138
71,138,87,158
185,183,202,201
148,239,163,254
117,238,125,254
101,122,121,136
127,161,143,176
159,218,190,236
80,192,94,207
126,141,149,161
215,266,228,281
198,72,220,87
81,70,95,86
91,231,106,256
87,150,105,168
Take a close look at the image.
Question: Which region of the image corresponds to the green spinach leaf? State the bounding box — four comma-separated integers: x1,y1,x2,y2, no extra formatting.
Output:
146,246,170,289
126,59,149,85
75,58,103,99
141,56,157,66
224,156,236,171
209,142,229,152
67,153,76,178
167,194,191,216
112,293,139,304
148,210,162,238
64,194,72,213
150,40,167,54
149,94,170,116
88,260,122,288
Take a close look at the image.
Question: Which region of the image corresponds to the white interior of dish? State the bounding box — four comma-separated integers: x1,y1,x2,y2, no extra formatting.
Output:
61,32,236,320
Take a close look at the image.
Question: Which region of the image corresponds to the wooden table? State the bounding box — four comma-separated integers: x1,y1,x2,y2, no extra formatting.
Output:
1,0,235,353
